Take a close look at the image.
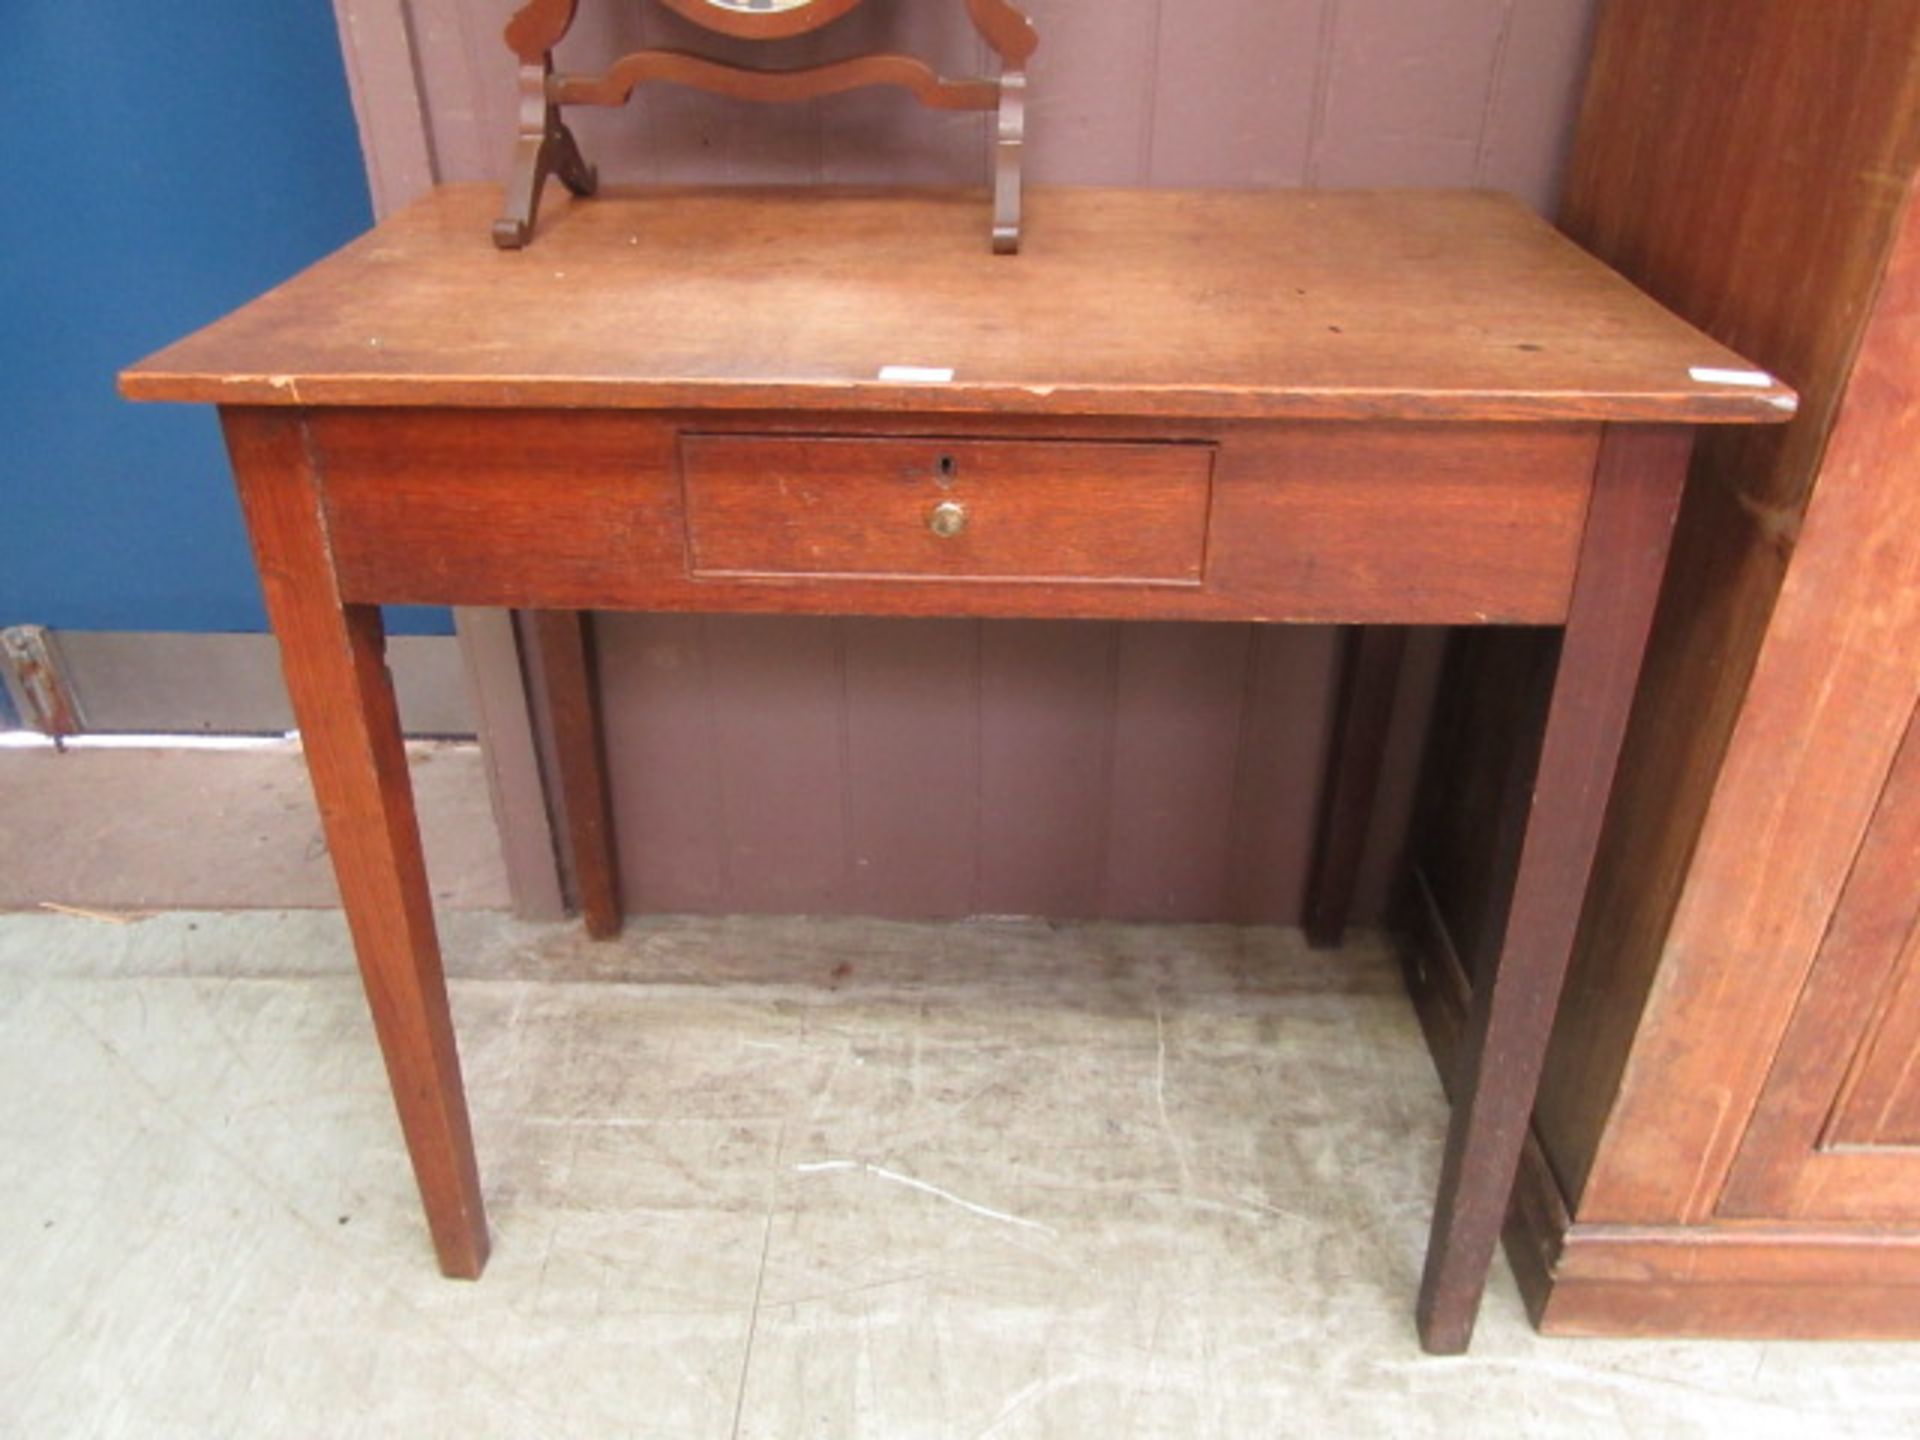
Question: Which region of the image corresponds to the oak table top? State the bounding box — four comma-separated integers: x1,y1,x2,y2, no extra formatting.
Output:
122,184,1794,425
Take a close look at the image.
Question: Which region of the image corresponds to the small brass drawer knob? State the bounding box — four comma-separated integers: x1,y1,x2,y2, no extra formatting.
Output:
927,500,969,539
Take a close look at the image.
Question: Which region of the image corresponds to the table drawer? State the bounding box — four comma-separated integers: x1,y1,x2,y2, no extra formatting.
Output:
680,435,1214,584
314,411,1593,624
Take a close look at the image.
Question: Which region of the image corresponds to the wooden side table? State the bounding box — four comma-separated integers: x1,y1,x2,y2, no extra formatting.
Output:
121,185,1793,1352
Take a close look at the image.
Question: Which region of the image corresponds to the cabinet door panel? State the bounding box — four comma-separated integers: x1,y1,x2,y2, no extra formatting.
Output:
1828,915,1920,1147
1720,699,1920,1221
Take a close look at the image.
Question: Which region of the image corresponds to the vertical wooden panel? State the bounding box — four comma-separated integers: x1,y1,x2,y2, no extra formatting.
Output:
555,0,663,182
817,3,989,184
1146,0,1326,186
1303,625,1409,948
404,0,511,182
1312,0,1518,187
1351,627,1448,917
1835,932,1920,1145
842,618,982,916
1536,0,1920,1221
1576,173,1920,1225
1405,628,1558,989
522,611,623,937
332,0,439,212
454,608,567,920
596,613,730,911
1476,0,1599,209
1101,623,1252,920
976,622,1119,916
1226,626,1344,924
703,615,851,912
1718,701,1920,1214
1025,0,1163,184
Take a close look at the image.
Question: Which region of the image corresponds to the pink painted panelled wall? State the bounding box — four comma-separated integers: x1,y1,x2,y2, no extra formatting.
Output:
337,0,1599,921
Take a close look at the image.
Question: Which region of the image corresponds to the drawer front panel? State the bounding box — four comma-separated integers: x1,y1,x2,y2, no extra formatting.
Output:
681,435,1215,584
315,411,1595,624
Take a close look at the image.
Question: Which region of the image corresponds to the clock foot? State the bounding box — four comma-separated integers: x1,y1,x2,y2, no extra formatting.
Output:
991,70,1026,254
495,64,599,251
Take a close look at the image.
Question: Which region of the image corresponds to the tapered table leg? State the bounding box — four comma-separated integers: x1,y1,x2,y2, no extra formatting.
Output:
223,408,489,1278
1304,626,1408,950
522,610,623,939
1416,425,1691,1353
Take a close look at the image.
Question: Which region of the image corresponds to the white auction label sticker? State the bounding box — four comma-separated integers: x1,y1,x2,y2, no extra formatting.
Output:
1689,366,1776,387
878,365,956,383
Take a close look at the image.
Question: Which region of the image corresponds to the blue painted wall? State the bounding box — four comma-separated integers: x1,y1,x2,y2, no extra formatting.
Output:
1,6,448,637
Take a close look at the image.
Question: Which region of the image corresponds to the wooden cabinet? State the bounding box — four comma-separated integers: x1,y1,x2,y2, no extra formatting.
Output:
1721,704,1920,1225
1401,0,1920,1337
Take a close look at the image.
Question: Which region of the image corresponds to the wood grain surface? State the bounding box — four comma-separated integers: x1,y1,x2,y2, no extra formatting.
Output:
155,144,1790,1326
1413,424,1691,1352
123,185,1793,422
1552,16,1920,1232
222,407,489,1279
680,433,1213,583
1388,0,1920,1338
308,409,1599,625
1303,625,1407,949
1536,1220,1920,1340
1537,0,1920,1219
1718,700,1920,1222
522,610,623,938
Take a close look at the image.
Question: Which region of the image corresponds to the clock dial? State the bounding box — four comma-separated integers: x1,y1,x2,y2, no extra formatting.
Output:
660,0,865,39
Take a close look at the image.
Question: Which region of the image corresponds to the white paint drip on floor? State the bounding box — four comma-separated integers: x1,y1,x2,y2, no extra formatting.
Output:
794,1160,1058,1237
1155,999,1196,1196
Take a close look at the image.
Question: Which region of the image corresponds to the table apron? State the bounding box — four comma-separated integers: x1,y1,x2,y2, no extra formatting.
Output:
296,408,1602,625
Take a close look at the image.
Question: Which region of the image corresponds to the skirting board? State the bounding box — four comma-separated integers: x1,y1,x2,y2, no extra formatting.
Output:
0,628,474,737
1395,863,1920,1340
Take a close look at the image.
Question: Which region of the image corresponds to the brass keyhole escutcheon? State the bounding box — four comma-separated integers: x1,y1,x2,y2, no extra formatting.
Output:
927,500,969,538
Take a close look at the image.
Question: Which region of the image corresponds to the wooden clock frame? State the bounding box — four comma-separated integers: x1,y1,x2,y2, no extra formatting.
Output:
656,1,871,41
495,0,1040,253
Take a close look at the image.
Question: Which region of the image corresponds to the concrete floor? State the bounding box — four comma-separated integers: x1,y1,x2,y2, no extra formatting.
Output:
0,740,508,912
5,910,1919,1437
